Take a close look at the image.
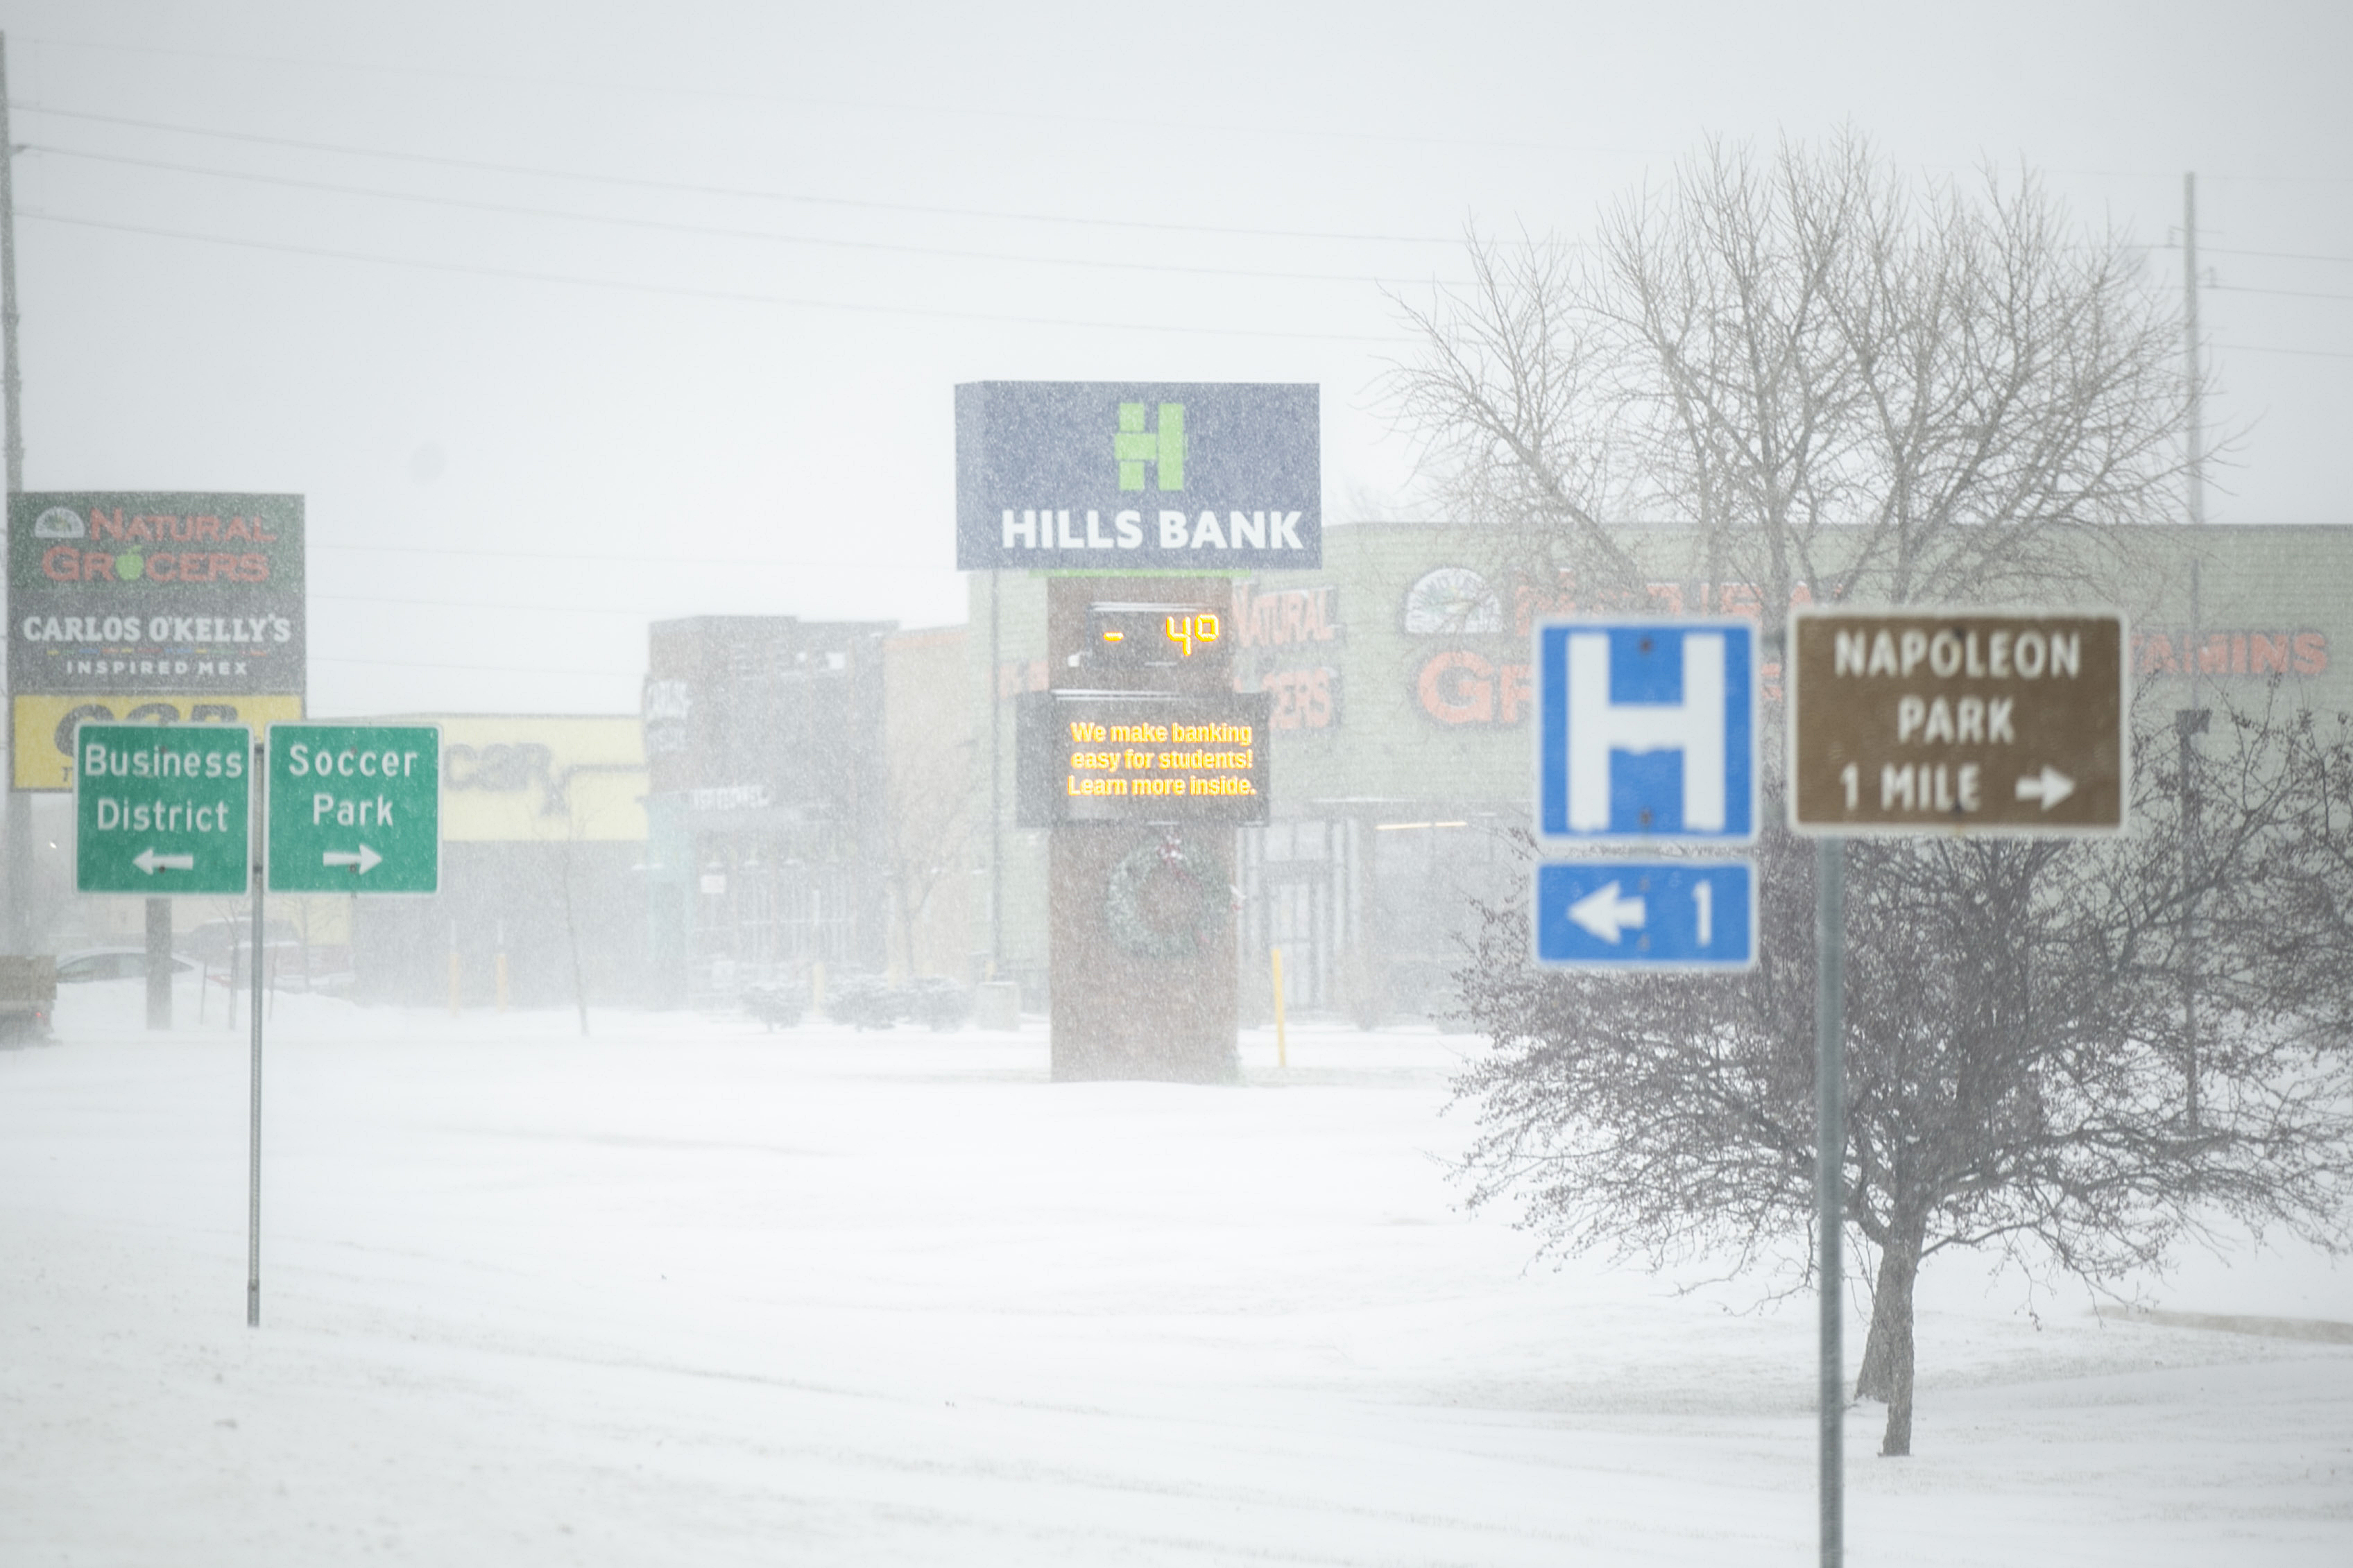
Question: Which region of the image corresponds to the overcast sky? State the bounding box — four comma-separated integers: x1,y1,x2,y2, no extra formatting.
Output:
2,1,2345,716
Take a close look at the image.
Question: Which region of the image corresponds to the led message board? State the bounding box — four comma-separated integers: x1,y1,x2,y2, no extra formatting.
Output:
1016,690,1272,827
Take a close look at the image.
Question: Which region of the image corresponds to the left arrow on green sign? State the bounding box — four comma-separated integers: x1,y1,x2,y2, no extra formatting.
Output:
74,722,253,895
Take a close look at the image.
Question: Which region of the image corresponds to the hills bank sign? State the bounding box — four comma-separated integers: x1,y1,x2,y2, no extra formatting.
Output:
955,382,1320,571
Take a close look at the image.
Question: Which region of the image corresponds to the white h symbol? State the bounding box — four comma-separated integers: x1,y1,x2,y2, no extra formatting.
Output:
1566,631,1726,832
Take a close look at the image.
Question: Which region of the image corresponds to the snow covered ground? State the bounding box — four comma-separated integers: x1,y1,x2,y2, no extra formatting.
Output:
3,980,2348,1566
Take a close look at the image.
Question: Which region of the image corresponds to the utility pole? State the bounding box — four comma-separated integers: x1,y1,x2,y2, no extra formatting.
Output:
2178,171,2207,1128
988,570,1002,982
0,31,29,955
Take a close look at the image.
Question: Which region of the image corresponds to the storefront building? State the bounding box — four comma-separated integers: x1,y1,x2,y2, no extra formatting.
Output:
642,616,896,1006
969,522,2352,1023
348,713,651,1008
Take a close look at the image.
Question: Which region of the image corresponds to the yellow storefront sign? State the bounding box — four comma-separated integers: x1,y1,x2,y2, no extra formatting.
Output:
12,692,305,790
410,714,647,843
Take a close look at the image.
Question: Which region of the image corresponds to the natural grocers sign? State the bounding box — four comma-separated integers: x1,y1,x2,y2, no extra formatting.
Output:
955,382,1320,571
8,492,305,697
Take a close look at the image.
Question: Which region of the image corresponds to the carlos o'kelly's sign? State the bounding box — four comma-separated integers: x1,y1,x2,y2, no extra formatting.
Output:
9,492,305,790
955,382,1321,571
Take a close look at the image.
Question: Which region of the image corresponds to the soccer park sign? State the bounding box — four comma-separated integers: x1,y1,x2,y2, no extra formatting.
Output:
266,724,441,894
73,722,443,896
955,382,1321,571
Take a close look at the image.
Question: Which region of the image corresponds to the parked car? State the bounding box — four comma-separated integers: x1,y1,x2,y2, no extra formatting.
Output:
53,948,198,984
0,955,55,1044
178,919,303,970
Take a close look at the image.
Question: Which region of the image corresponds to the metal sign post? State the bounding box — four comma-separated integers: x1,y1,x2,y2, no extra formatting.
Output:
247,739,264,1327
245,723,440,1322
1813,836,1844,1567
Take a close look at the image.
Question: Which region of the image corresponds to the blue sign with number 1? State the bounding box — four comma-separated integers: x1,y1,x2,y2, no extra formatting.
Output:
1532,861,1756,970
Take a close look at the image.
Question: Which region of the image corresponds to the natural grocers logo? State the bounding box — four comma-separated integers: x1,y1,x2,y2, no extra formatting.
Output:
39,506,282,585
1114,402,1185,492
33,506,83,539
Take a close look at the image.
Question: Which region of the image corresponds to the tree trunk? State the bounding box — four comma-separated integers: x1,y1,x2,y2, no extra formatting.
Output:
1857,1212,1926,1456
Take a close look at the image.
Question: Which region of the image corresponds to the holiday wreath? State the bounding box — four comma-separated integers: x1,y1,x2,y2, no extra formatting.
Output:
1103,836,1223,960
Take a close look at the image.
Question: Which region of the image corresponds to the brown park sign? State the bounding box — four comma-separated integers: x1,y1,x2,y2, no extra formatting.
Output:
1788,610,2126,835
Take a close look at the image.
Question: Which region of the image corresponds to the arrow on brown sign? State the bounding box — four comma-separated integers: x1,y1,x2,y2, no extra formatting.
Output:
2014,766,2076,809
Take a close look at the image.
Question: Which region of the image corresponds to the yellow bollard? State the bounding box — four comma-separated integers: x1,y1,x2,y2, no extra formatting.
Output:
1272,947,1288,1070
495,951,511,1013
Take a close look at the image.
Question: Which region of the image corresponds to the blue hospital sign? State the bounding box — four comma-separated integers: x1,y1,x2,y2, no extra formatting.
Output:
1536,621,1756,843
1532,860,1756,969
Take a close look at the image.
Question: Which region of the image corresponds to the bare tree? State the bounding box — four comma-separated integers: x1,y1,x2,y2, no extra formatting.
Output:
1387,132,2189,620
884,734,974,979
1453,696,2353,1455
1396,132,2273,1456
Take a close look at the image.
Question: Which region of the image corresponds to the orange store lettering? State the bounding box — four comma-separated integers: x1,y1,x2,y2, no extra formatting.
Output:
2133,629,2327,676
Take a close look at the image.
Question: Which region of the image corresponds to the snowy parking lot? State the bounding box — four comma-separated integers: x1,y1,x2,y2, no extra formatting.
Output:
3,982,2349,1566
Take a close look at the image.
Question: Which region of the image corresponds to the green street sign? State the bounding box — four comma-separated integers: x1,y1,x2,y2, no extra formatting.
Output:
266,723,440,894
74,722,253,895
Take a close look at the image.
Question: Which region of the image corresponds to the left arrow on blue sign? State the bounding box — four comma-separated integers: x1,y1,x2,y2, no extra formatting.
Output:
1533,860,1756,969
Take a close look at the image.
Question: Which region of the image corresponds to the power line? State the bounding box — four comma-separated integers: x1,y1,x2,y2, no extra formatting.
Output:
315,542,936,569
2216,341,2353,360
17,37,1657,162
2204,245,2353,267
309,654,641,677
19,209,1415,343
311,592,681,618
2210,283,2353,304
23,143,1460,287
18,103,1469,247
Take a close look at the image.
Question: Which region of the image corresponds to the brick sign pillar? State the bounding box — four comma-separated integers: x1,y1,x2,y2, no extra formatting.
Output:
1045,574,1240,1083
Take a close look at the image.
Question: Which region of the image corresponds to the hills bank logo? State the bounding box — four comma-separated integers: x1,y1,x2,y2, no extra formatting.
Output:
1115,402,1184,491
956,381,1321,570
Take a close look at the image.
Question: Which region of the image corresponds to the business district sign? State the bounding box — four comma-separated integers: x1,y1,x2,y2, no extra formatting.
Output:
1530,620,1760,970
71,721,440,895
955,382,1320,571
1015,690,1272,827
74,722,254,895
1788,610,2125,834
9,492,305,790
